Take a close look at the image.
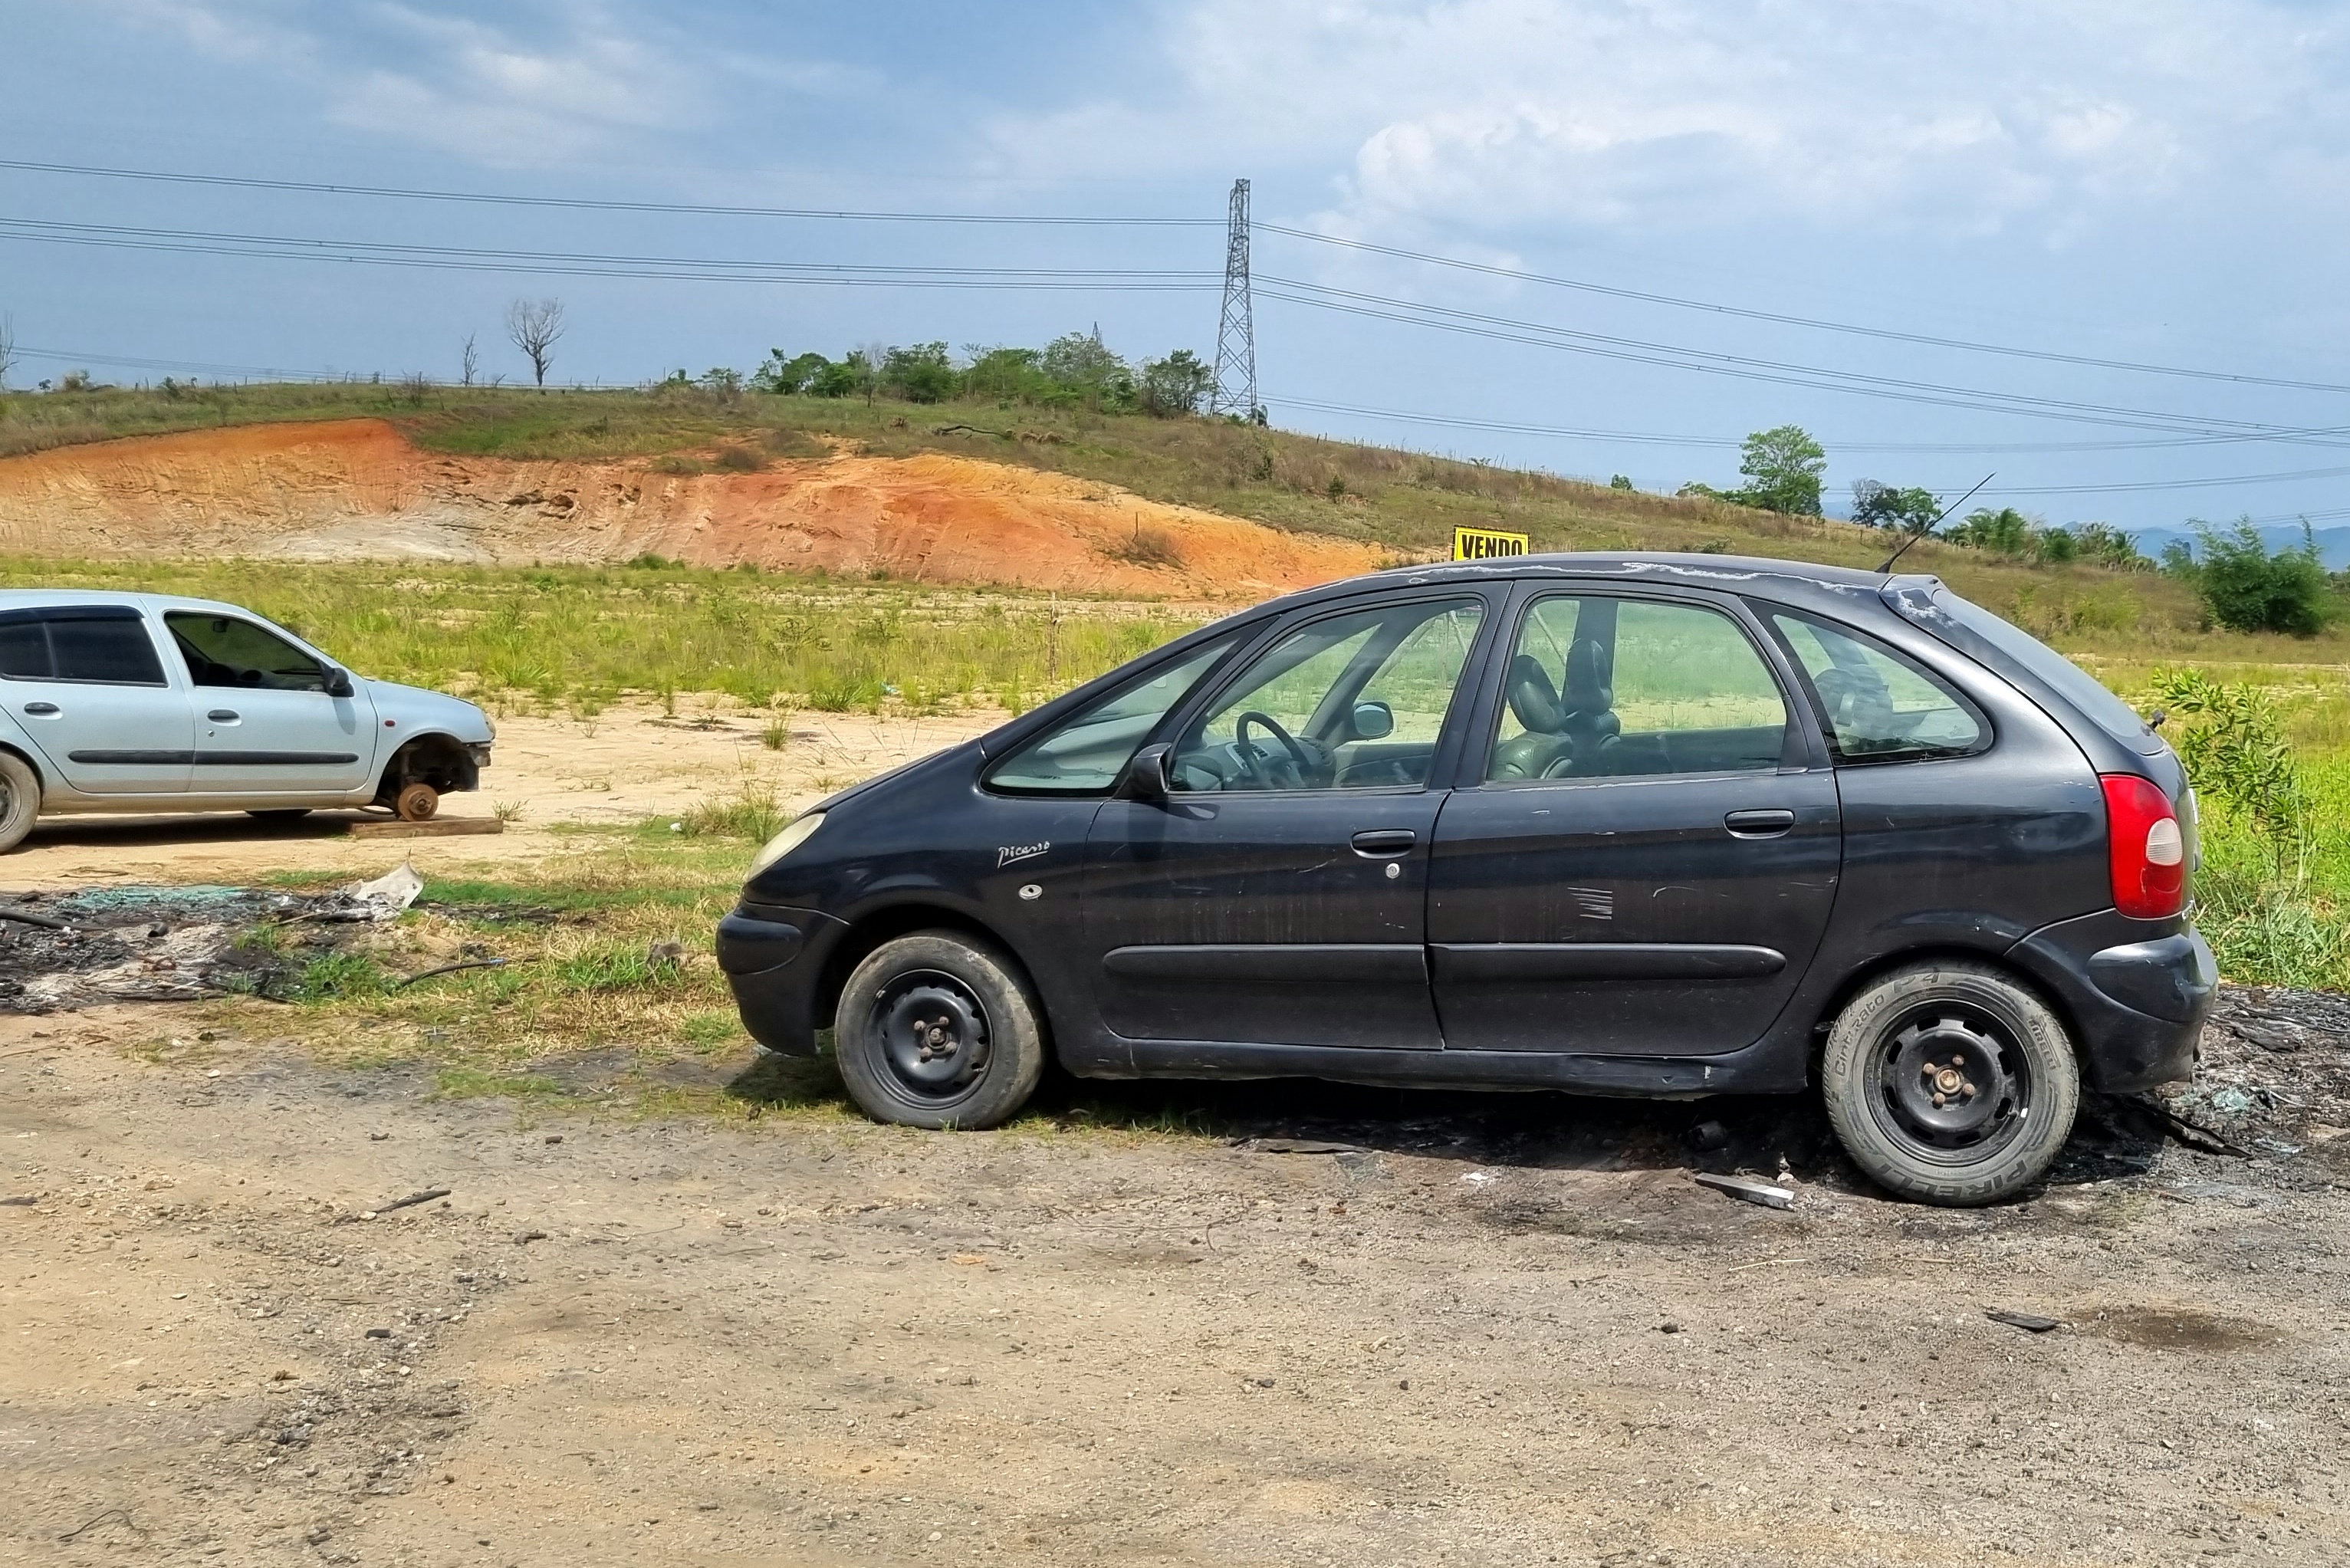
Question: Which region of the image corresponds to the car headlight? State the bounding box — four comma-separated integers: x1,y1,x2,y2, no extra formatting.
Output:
749,811,826,875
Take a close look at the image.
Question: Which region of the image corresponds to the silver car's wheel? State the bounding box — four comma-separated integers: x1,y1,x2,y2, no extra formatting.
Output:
0,751,39,854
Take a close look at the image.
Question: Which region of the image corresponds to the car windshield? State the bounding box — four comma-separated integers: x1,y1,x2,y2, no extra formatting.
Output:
1895,584,2151,748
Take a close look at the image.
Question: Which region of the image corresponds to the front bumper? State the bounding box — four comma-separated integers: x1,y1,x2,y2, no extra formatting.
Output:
716,903,846,1055
2009,909,2216,1092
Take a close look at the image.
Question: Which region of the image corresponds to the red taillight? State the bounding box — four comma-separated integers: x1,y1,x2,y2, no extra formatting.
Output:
2101,774,2187,919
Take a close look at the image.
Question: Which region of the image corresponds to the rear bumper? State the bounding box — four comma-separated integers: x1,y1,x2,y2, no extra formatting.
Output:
2009,909,2215,1092
716,904,846,1056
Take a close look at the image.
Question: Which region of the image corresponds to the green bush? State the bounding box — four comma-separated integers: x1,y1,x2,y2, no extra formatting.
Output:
2174,522,2329,636
2148,666,2306,874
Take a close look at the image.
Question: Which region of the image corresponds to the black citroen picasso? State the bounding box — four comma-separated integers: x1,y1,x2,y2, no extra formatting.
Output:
718,554,2214,1205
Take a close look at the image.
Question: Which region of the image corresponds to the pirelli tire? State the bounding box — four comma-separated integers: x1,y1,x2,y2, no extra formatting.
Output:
833,930,1047,1131
1821,961,2081,1208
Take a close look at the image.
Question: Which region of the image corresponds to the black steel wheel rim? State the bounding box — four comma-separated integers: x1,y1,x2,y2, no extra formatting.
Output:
1863,1002,2031,1165
870,968,993,1107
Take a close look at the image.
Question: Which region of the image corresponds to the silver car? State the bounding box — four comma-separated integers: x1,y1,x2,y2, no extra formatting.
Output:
0,591,493,851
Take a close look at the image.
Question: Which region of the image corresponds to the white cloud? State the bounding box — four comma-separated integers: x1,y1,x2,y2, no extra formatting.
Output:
330,5,697,162
985,0,2350,242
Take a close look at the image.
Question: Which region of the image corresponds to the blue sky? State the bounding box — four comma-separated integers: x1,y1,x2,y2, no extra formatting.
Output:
8,1,2350,532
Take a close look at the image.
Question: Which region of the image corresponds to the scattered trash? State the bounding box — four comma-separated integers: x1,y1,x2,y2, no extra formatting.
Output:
0,904,70,931
363,1326,393,1340
544,1135,563,1146
516,1229,549,1244
1694,1172,1794,1210
1658,1320,1683,1334
1,1194,37,1206
1986,1309,2061,1333
647,939,689,966
314,863,426,923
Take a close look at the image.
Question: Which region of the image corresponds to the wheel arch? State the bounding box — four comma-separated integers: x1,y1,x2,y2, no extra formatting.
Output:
0,741,46,797
375,731,478,804
813,901,1042,1040
1806,944,2089,1074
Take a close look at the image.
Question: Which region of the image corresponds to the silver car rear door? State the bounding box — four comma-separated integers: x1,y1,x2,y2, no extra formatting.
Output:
0,604,195,795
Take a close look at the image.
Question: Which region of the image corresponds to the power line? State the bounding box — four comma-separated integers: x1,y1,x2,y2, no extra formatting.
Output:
1256,280,2350,442
1257,223,2350,397
0,219,1220,292
0,157,1221,226
1273,394,2350,455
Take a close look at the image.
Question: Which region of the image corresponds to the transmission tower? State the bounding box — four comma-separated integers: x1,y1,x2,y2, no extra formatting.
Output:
1210,178,1257,419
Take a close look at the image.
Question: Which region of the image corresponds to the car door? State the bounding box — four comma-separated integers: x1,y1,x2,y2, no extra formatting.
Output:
1084,590,1498,1050
163,610,377,795
1428,587,1841,1055
0,605,194,795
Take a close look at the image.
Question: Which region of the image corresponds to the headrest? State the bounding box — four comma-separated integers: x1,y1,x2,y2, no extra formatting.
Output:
1505,653,1565,733
1563,636,1612,711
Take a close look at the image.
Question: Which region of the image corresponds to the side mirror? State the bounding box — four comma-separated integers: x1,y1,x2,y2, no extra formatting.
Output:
1352,700,1395,741
1115,743,1174,802
324,668,355,699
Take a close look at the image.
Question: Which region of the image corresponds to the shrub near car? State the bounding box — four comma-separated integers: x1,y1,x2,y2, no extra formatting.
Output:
0,591,492,849
719,554,2213,1206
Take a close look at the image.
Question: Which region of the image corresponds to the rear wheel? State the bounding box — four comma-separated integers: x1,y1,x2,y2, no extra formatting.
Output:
1821,962,2079,1206
0,751,38,853
834,931,1047,1130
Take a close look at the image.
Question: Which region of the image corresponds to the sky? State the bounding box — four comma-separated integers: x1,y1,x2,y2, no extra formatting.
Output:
8,0,2350,533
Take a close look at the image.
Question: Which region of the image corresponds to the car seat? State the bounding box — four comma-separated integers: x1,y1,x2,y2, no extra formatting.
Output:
1540,636,1622,776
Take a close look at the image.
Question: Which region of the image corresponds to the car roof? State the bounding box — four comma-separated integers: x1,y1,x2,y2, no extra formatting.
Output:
0,589,267,619
1253,551,1937,620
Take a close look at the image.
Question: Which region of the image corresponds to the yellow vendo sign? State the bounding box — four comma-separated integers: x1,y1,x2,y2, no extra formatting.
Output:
1453,525,1530,561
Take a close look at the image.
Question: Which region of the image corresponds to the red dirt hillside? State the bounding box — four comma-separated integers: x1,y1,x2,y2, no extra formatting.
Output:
0,418,1386,598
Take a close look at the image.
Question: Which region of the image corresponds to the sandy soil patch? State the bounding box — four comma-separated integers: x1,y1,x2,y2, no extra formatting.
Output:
5,702,998,890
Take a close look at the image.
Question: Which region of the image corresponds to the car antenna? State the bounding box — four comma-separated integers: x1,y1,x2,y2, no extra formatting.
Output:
1877,473,1993,576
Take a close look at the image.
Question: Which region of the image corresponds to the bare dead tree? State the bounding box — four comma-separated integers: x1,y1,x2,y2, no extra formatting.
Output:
459,332,479,388
504,298,566,390
0,314,17,392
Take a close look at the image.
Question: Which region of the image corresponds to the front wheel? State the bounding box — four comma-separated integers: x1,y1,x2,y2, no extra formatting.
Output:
1821,962,2079,1207
834,931,1047,1130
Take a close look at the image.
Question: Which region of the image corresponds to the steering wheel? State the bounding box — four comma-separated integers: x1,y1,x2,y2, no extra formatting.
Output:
1234,710,1316,789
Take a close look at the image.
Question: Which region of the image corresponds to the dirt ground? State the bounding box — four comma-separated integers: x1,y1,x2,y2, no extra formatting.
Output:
5,702,1001,889
0,419,1389,597
5,993,2348,1568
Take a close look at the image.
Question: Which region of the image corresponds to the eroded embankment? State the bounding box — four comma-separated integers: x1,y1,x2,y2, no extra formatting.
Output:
0,417,1388,597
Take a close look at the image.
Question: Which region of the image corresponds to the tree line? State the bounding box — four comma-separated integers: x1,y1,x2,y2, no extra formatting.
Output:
715,330,1223,418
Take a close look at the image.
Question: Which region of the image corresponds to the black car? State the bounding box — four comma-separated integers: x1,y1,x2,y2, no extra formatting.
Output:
718,554,2212,1205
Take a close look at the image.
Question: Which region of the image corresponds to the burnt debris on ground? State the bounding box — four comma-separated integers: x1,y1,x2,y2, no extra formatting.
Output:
0,873,419,1013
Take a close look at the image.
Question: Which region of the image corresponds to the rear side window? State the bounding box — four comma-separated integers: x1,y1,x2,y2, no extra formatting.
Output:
1909,587,2151,746
1770,611,1983,763
0,610,167,685
984,635,1237,794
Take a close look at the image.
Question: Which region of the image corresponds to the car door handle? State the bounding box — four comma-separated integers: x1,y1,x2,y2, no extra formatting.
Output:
1724,809,1796,838
21,702,58,716
1350,829,1418,857
208,708,240,722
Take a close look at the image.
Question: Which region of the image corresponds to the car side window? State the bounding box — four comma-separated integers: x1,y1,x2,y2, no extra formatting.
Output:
1770,610,1984,763
0,610,167,686
1174,597,1484,792
166,612,327,692
1487,596,1788,781
983,636,1237,794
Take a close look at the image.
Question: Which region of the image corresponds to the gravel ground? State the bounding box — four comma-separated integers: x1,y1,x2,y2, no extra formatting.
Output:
3,996,2348,1568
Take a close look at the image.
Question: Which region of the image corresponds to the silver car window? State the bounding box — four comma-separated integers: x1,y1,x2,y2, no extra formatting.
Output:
166,612,327,692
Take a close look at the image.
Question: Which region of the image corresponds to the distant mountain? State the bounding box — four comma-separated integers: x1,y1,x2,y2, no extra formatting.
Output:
2128,523,2350,570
